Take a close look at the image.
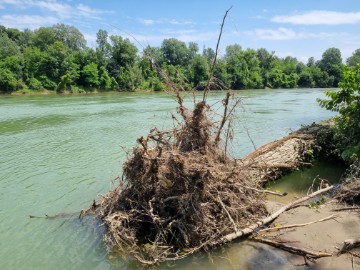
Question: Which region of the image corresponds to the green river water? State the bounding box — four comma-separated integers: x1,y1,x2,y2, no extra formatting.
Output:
0,89,343,269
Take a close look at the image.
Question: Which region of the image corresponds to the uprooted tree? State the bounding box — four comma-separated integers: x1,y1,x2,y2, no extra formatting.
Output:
89,8,270,264
83,8,337,265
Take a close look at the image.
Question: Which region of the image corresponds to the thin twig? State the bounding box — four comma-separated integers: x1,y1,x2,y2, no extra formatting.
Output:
258,214,337,233
203,6,232,102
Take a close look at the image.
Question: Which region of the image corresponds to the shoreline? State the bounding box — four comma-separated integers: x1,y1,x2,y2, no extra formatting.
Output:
264,199,360,269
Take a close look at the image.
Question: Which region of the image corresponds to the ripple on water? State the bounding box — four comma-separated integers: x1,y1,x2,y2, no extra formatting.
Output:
0,90,336,270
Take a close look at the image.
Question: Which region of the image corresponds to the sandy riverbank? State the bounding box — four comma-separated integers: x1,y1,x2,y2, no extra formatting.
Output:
264,199,360,269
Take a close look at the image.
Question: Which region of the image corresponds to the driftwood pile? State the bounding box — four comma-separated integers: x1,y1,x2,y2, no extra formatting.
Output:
89,91,327,265
335,178,360,205
86,8,343,266
96,92,270,264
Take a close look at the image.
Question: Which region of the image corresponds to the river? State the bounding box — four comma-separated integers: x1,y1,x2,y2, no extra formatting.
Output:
0,89,339,269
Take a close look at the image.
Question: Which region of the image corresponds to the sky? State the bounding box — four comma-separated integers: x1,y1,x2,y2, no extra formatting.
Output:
0,0,359,62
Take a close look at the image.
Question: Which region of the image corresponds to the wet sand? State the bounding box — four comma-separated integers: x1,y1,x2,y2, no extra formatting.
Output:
265,200,360,269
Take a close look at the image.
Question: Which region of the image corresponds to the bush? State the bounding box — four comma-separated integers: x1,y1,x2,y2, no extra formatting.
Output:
38,76,57,90
318,64,360,162
0,68,17,93
28,77,44,91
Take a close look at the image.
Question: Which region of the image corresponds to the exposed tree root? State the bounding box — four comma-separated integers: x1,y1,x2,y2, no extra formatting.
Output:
81,8,341,266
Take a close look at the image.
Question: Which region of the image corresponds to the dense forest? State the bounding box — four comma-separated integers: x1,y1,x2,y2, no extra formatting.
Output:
1,23,360,93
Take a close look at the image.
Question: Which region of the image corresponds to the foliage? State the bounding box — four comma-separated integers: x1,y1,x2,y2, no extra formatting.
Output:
347,49,360,67
0,68,17,93
0,23,358,93
82,62,99,87
318,65,360,162
318,48,343,86
28,77,44,91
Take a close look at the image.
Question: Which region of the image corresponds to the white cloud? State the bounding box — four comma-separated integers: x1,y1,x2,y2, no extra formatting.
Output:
167,19,194,25
136,17,195,26
246,27,350,41
0,0,113,29
0,14,58,29
137,18,156,26
272,11,360,25
34,0,72,18
248,27,302,40
76,3,113,19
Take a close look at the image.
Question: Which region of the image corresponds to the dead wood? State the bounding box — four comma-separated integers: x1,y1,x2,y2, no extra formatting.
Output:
258,214,337,233
83,8,332,266
253,237,332,259
332,207,360,212
219,186,334,243
335,178,360,205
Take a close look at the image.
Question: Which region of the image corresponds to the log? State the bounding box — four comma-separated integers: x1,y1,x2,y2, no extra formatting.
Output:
219,185,334,243
254,237,332,258
258,214,337,233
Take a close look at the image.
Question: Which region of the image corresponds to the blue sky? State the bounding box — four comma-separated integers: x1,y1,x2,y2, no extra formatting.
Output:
0,0,359,62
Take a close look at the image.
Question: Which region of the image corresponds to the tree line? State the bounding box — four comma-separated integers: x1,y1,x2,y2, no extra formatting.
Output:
0,23,360,93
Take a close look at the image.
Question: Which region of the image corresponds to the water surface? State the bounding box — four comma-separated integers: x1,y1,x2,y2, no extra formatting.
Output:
0,89,337,269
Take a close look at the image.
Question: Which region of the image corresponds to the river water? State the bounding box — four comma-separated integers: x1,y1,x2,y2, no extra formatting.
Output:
0,89,339,269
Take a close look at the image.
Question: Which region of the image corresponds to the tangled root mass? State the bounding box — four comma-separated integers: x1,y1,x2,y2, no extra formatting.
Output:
96,93,268,264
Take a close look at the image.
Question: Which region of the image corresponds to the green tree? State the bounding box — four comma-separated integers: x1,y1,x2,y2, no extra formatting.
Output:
99,66,111,90
298,68,314,88
0,68,17,93
307,57,316,67
318,65,360,160
257,48,275,87
108,35,138,82
23,47,46,81
28,77,44,91
225,44,247,89
281,56,298,75
32,27,57,51
318,48,343,87
82,62,99,87
0,55,23,80
53,24,86,51
161,38,189,66
0,33,21,59
268,68,285,88
40,41,71,82
214,59,231,89
346,49,360,67
202,47,215,63
189,54,209,87
96,29,110,67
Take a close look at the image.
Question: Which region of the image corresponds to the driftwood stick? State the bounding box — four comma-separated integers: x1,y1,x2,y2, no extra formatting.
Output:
253,237,332,258
219,185,334,243
236,183,288,197
218,195,238,231
258,214,337,233
332,207,360,212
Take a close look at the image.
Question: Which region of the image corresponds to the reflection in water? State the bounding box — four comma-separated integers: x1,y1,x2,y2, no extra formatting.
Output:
266,160,345,203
